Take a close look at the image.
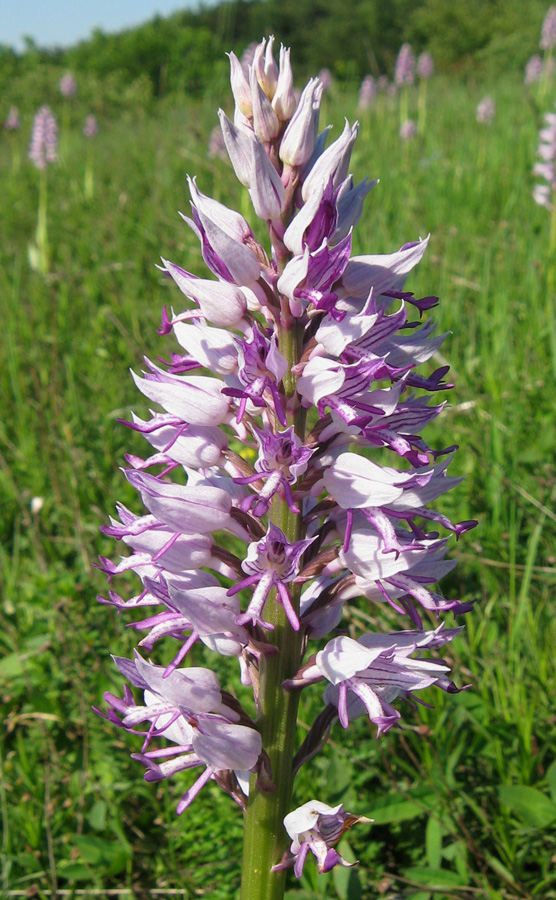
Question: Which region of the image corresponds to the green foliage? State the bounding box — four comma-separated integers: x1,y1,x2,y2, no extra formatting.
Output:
1,0,553,105
1,34,556,900
65,22,224,97
409,0,551,73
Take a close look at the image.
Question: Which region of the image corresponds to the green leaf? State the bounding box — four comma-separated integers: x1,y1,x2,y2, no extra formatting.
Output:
87,799,107,831
498,785,556,828
484,852,515,885
425,816,442,869
56,863,91,882
405,867,469,888
333,840,361,900
546,761,556,803
326,754,354,797
0,652,23,679
370,791,436,825
284,892,321,900
75,835,102,865
74,835,130,876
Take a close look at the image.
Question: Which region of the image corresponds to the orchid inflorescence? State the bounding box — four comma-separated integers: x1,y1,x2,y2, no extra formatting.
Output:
533,106,556,211
97,36,475,886
29,106,58,170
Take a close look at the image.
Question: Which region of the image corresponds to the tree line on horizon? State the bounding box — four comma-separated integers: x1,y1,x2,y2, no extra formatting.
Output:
0,0,550,102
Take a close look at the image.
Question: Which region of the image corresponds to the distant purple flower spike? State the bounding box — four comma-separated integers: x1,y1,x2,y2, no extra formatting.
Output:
240,41,258,73
208,123,228,161
533,106,556,210
395,43,415,86
417,51,434,80
476,97,495,125
525,54,543,85
60,72,77,97
400,119,416,141
541,5,556,49
83,114,98,138
318,68,333,92
29,106,58,169
5,106,19,131
358,75,376,111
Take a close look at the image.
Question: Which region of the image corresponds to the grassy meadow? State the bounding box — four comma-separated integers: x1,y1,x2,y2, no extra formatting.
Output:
1,65,556,900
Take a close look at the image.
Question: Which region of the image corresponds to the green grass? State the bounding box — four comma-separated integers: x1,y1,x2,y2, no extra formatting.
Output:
1,70,556,899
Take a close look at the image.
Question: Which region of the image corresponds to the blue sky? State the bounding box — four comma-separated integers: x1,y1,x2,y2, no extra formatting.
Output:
1,1,216,51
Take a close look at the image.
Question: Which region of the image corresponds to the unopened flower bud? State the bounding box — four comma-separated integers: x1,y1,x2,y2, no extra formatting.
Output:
218,110,254,186
228,52,252,118
249,65,280,142
302,119,358,202
279,78,323,167
264,36,279,97
248,137,286,220
272,45,296,120
252,36,279,99
161,260,248,326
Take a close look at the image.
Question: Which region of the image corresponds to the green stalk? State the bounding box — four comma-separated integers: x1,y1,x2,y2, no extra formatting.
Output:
400,85,408,129
538,49,553,106
84,143,94,200
417,80,427,135
60,103,70,162
9,134,20,175
239,322,305,900
31,168,49,274
546,208,556,379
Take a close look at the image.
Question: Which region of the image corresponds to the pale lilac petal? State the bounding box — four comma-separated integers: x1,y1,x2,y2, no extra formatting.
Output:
193,718,262,770
340,236,430,301
131,368,231,426
323,452,406,508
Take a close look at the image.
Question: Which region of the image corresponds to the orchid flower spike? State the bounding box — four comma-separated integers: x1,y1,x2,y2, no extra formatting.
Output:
97,34,476,894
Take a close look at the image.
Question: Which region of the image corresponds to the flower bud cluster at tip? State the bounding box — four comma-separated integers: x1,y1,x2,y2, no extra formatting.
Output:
97,35,477,873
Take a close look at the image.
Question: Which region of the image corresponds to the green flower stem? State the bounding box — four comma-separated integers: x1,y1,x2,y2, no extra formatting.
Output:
400,85,408,129
546,215,556,379
418,80,427,135
37,168,49,274
84,144,94,200
239,321,306,900
538,49,553,106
